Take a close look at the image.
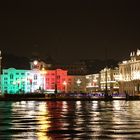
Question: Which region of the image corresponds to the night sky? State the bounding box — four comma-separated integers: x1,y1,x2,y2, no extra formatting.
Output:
0,0,140,63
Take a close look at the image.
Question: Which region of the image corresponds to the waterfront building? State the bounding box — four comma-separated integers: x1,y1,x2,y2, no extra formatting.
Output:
100,67,119,94
85,74,100,93
119,49,140,95
1,68,28,94
30,59,68,93
45,69,68,93
1,68,68,94
1,68,43,94
67,75,86,93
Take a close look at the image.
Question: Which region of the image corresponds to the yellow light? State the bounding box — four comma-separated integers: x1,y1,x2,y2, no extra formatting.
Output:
63,81,67,85
40,68,47,74
77,79,81,84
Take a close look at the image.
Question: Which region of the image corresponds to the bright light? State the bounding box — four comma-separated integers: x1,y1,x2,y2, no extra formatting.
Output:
33,60,38,65
122,61,127,64
63,81,67,86
40,68,47,74
132,71,140,80
77,79,81,85
13,81,16,85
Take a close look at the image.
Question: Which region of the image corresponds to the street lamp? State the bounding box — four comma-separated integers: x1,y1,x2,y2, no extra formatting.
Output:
33,60,38,66
40,68,47,92
63,81,67,93
55,69,58,94
17,80,20,93
13,81,17,94
76,79,81,93
27,77,32,93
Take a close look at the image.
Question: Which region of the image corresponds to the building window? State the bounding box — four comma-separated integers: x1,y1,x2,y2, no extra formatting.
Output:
57,75,60,79
10,74,14,79
4,82,8,84
4,72,8,75
4,77,8,80
16,73,19,75
34,74,37,80
33,82,37,85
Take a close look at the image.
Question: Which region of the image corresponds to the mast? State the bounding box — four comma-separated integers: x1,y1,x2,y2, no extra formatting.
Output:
0,51,2,93
105,46,108,97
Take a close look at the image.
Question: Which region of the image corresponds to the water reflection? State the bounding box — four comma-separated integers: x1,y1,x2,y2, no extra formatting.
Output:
0,101,140,139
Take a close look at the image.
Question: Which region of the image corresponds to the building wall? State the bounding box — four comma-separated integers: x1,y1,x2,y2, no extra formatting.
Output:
1,68,68,94
119,49,140,95
45,69,68,93
1,68,28,94
67,75,86,93
85,74,100,93
100,67,119,94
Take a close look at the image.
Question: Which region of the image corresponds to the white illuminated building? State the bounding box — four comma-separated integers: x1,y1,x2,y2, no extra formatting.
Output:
85,74,100,93
119,49,140,95
100,67,119,93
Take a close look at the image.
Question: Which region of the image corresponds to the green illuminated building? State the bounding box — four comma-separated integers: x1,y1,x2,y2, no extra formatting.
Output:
1,68,28,94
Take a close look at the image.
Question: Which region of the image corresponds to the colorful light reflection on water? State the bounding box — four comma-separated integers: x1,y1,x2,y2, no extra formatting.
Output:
0,101,140,139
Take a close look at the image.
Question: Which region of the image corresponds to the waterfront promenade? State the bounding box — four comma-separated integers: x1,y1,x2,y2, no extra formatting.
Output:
0,93,139,101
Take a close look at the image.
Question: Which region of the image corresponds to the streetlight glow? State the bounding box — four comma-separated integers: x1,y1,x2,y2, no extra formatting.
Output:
33,60,38,65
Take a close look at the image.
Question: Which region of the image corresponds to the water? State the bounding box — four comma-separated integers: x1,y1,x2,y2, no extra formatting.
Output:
0,100,140,140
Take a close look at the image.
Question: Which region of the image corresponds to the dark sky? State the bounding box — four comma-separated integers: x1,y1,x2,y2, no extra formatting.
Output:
0,0,140,63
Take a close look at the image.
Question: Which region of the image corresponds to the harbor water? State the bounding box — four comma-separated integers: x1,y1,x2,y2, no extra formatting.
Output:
0,100,140,140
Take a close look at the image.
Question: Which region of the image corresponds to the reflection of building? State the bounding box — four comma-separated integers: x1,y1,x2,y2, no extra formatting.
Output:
119,49,140,95
100,67,119,93
67,76,86,93
85,74,100,93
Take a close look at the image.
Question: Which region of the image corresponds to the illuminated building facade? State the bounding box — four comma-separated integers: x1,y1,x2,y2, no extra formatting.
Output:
85,74,100,93
119,49,140,95
1,68,43,94
100,67,119,93
67,75,86,93
45,69,68,93
30,59,68,93
1,68,68,94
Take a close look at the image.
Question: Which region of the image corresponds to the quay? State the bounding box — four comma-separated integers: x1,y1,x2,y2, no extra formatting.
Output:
0,93,139,101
